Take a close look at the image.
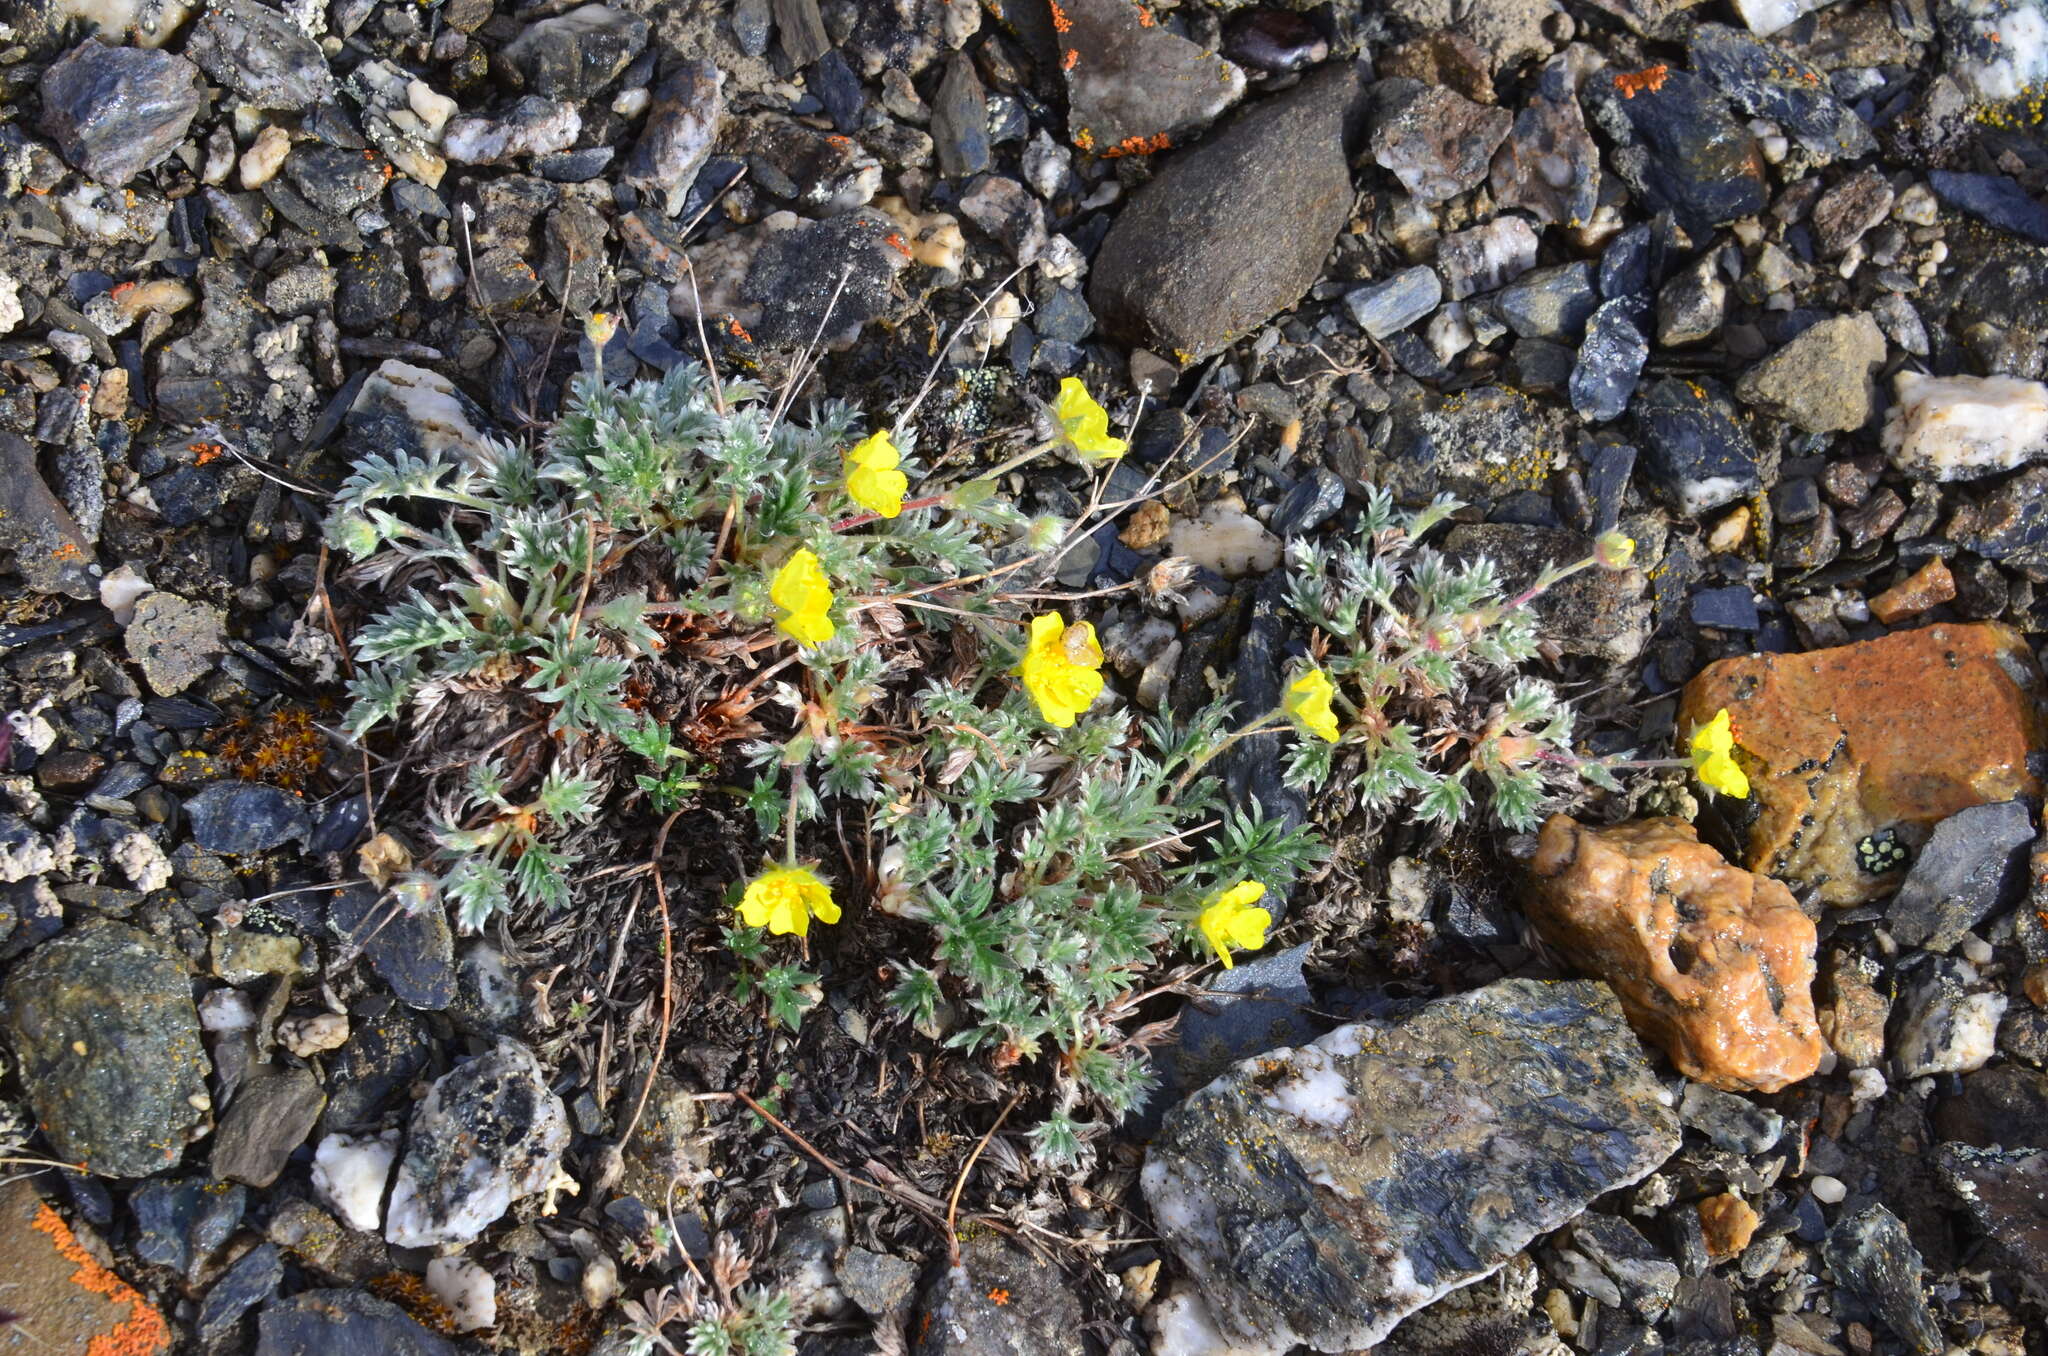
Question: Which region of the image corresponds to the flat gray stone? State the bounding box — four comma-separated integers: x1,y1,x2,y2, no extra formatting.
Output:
1142,978,1679,1352
1090,62,1366,361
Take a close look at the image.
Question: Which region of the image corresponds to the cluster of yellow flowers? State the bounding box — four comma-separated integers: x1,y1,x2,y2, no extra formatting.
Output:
1688,707,1749,799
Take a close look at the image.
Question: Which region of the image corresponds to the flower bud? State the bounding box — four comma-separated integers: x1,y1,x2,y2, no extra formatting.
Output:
1595,530,1636,570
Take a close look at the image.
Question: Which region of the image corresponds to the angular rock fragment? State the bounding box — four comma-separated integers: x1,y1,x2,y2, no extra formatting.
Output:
37,42,204,188
1882,371,2048,482
1090,63,1365,361
1583,65,1768,235
385,1040,569,1247
1894,955,2006,1078
0,919,210,1177
1678,623,2046,905
912,1235,1084,1356
1886,800,2034,952
185,0,337,110
0,432,96,599
1734,312,1886,433
1056,0,1246,157
1528,815,1823,1093
1633,376,1762,514
623,60,723,216
501,4,648,101
1689,24,1875,162
1371,82,1513,204
1823,1205,1944,1355
1142,978,1679,1352
1490,54,1601,228
1936,1143,2048,1282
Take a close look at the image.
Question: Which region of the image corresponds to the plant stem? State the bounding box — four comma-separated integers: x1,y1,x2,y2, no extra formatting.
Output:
830,492,951,532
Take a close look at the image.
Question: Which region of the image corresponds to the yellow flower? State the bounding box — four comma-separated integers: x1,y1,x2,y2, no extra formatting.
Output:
584,311,617,348
1284,669,1341,743
1052,377,1127,461
738,865,840,937
1689,707,1750,799
1197,881,1271,969
844,430,909,518
1017,612,1104,728
1595,531,1636,569
770,548,835,647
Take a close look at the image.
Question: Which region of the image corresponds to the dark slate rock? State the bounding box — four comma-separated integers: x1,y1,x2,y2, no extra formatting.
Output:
1345,266,1442,340
185,0,337,110
1497,261,1598,340
1583,66,1768,236
1090,63,1366,361
1935,1143,2048,1278
0,919,209,1177
1570,298,1649,423
212,1065,326,1187
1691,585,1761,631
1678,1082,1784,1154
255,1289,461,1356
1936,1064,2048,1150
0,433,95,599
1887,800,2034,952
321,1000,434,1131
284,144,388,215
184,781,311,854
1559,1213,1680,1318
1599,222,1656,300
1057,0,1246,156
618,62,724,216
199,1242,283,1344
912,1234,1086,1356
1947,465,2048,571
328,882,456,1012
1822,1205,1944,1356
131,1177,210,1273
1928,170,2048,247
1273,469,1346,539
1216,575,1309,836
37,42,204,188
1632,377,1763,516
535,146,615,182
501,4,648,101
1689,24,1876,162
146,465,225,527
930,52,990,180
335,249,411,332
741,209,910,346
1131,942,1317,1136
1143,979,1680,1352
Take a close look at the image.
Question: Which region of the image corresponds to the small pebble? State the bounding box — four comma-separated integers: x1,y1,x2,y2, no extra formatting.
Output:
1810,1175,1847,1204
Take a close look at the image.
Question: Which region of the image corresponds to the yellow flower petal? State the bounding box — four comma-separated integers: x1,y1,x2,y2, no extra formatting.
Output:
770,549,835,647
1052,377,1127,461
1688,708,1749,799
1284,669,1341,743
1018,612,1105,727
738,866,838,937
1197,881,1270,969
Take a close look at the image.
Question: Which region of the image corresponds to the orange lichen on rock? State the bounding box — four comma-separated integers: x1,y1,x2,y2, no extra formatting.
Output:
30,1202,172,1356
1527,814,1824,1094
1103,132,1172,156
1677,622,2046,905
1613,64,1669,97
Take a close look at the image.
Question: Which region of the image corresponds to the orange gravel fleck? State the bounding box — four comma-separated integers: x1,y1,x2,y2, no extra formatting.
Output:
1136,4,1155,24
1049,0,1071,32
1061,46,1079,70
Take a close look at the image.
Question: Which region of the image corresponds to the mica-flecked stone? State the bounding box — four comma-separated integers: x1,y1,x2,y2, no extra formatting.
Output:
1583,65,1768,235
0,919,209,1177
1142,978,1679,1353
1528,816,1823,1093
1678,623,2047,905
1089,63,1365,361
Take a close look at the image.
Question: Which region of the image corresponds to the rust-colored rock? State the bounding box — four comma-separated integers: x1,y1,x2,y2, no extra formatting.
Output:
1868,557,1955,624
1697,1192,1759,1261
1678,622,2046,906
1528,815,1824,1094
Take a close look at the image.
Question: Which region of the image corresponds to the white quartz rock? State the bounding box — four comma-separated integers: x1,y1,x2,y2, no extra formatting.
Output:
1881,370,2048,481
108,830,172,892
313,1130,400,1232
1147,1283,1280,1356
1731,0,1837,36
1166,499,1281,578
426,1255,498,1332
349,360,493,467
1944,0,2048,101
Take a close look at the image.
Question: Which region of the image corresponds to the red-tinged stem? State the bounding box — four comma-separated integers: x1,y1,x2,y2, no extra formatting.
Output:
831,493,950,532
